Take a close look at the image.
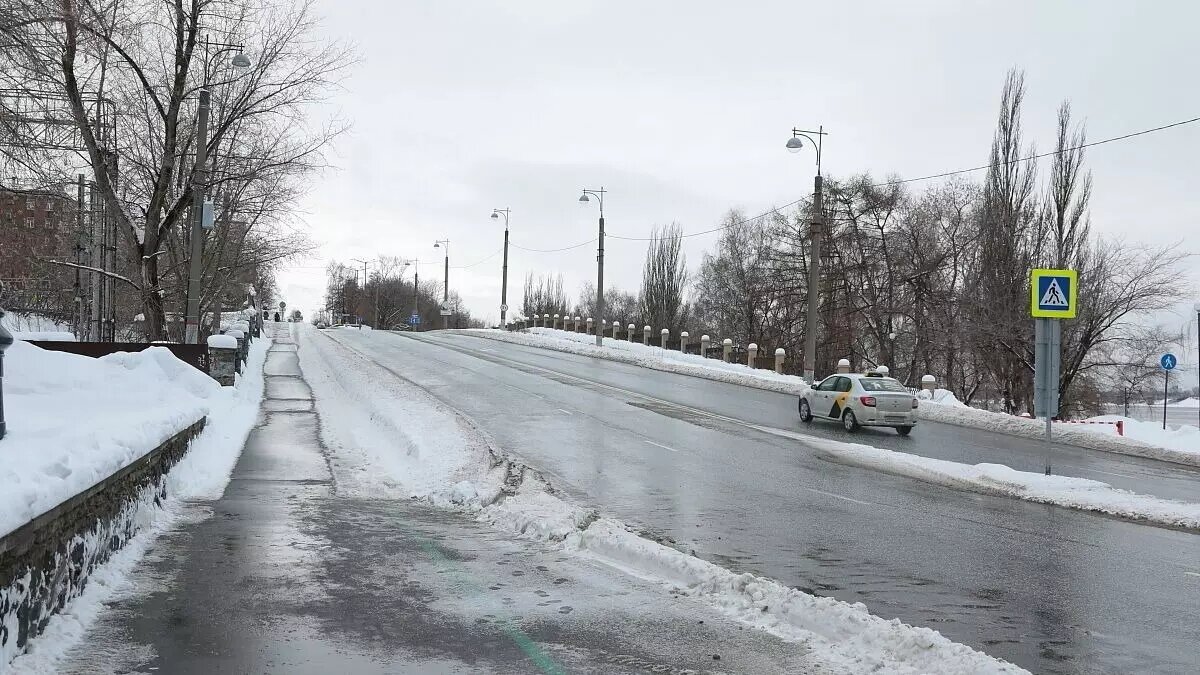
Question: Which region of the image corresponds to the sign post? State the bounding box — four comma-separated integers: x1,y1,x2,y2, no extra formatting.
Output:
409,313,420,329
1031,268,1078,475
1160,353,1177,430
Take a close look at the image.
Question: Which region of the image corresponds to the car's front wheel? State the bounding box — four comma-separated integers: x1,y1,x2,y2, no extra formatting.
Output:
799,398,813,423
842,409,860,432
896,425,913,436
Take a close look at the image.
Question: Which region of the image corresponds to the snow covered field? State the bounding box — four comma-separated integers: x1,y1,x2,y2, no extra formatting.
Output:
307,328,1022,673
466,328,1200,467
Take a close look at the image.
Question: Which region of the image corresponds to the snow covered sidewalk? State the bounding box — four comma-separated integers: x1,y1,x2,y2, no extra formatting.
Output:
460,327,812,396
917,393,1200,468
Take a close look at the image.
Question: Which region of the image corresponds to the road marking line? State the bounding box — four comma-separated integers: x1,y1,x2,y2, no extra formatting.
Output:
801,486,875,506
1186,571,1200,578
557,408,573,415
644,440,679,452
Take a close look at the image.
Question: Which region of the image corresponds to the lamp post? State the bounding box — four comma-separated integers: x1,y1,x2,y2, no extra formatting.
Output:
1195,302,1200,427
786,125,827,383
579,188,606,347
351,258,372,327
434,240,450,329
184,37,252,344
492,208,511,327
410,258,420,330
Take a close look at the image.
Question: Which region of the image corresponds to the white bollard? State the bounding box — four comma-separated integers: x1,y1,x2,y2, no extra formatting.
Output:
643,325,651,344
701,334,711,357
552,314,559,330
586,317,593,334
748,343,758,367
921,374,937,391
775,347,786,374
722,338,733,362
543,314,549,328
628,323,636,343
611,320,619,340
837,358,851,374
680,331,689,353
575,316,582,332
661,328,669,349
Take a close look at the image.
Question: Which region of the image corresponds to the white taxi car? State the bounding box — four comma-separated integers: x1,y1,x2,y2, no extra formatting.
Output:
798,372,918,435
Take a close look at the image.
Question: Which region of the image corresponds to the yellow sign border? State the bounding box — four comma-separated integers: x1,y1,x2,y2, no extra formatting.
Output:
1030,268,1078,318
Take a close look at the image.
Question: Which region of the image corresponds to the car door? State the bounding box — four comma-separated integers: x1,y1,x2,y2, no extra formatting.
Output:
806,374,835,413
829,376,854,419
811,377,840,418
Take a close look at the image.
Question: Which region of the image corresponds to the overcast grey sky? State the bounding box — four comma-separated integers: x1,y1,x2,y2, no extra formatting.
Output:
278,0,1199,335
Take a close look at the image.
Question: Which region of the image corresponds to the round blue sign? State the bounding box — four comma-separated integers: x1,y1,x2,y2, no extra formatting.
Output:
1160,353,1177,370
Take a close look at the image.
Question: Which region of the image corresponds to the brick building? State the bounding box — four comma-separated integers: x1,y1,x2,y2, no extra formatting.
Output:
0,186,79,278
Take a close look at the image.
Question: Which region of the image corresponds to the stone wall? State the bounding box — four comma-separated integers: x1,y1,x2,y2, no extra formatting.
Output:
0,419,206,663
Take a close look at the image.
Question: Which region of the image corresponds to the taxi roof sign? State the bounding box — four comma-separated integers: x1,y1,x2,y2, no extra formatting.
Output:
1030,268,1078,319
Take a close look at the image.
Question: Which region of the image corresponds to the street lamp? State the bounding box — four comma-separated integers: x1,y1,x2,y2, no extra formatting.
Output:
1195,301,1200,427
579,188,605,347
184,37,254,344
786,125,827,383
434,240,450,329
492,208,511,327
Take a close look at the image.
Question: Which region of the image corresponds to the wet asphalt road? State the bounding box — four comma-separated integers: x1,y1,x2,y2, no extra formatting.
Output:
330,328,1200,675
62,326,825,675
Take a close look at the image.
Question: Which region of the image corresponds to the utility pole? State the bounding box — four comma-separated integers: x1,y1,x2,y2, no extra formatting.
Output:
492,209,511,327
74,175,87,340
579,189,605,347
183,88,210,344
434,240,449,329
412,260,419,331
184,38,250,343
786,126,827,383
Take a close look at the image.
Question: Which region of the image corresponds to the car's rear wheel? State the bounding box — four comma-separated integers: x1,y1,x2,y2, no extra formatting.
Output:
896,425,913,436
799,398,813,423
842,409,859,432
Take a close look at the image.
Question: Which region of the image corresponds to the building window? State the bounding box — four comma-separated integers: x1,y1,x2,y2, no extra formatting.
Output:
26,198,34,210
24,217,34,228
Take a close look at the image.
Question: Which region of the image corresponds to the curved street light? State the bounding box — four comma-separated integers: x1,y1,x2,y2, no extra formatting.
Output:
786,125,827,383
492,208,511,327
579,188,606,347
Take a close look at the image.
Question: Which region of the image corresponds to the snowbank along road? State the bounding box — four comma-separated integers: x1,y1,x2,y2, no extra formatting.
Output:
325,328,1200,675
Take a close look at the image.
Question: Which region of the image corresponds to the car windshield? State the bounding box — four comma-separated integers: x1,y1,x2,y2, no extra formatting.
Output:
859,377,908,393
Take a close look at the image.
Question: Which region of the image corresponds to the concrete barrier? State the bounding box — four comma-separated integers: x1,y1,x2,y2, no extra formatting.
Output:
207,334,239,385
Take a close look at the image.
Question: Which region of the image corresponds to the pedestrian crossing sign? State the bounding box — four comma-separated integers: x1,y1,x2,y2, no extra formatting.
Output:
1030,268,1078,318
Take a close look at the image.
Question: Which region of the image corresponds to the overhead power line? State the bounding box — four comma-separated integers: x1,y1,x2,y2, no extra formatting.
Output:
530,114,1200,246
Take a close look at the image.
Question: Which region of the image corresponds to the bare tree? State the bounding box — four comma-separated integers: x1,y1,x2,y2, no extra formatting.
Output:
0,0,353,339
